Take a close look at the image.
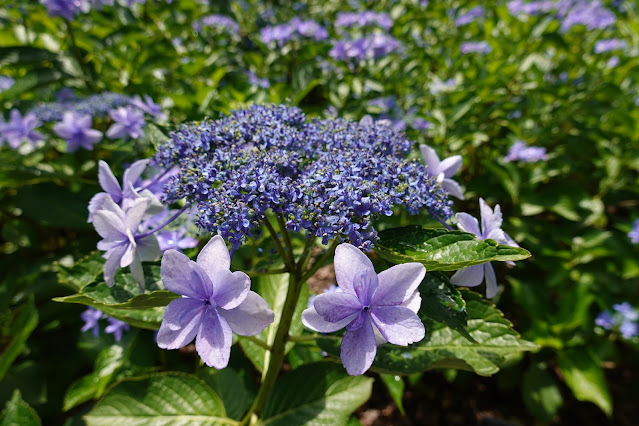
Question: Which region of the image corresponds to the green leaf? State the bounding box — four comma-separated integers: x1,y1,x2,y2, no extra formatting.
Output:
84,373,235,425
63,334,136,411
14,184,94,229
259,363,372,426
54,264,177,330
198,368,255,421
0,390,41,426
379,374,405,416
0,46,58,67
376,226,530,271
238,274,309,373
521,363,563,423
56,251,106,291
558,348,612,417
0,296,38,381
318,291,537,376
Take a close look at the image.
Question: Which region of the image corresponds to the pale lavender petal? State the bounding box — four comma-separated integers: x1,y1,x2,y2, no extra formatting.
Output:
455,212,481,237
93,210,127,241
85,128,103,145
124,198,150,231
119,241,136,267
439,155,462,178
370,306,425,346
106,123,127,139
450,264,484,287
161,250,211,299
484,263,498,298
122,159,149,190
442,178,465,200
104,244,127,286
157,298,206,349
135,189,164,218
136,235,161,262
197,235,231,279
129,255,145,288
101,197,126,220
178,236,199,250
334,243,374,295
218,291,274,336
372,262,425,307
98,161,122,201
301,307,359,333
210,270,250,310
314,292,362,322
419,144,441,173
196,308,233,369
479,198,502,238
340,314,377,376
352,268,378,306
401,290,422,314
88,192,112,223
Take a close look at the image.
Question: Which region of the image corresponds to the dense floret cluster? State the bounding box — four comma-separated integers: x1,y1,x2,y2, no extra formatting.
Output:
30,92,131,122
153,105,452,249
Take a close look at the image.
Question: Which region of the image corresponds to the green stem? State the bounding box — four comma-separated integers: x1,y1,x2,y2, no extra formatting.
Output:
300,239,339,283
242,335,272,351
288,334,341,343
275,214,295,267
263,217,294,271
245,267,288,278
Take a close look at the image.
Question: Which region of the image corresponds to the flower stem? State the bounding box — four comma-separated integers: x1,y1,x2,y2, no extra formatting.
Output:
136,205,188,239
242,335,272,351
263,217,295,272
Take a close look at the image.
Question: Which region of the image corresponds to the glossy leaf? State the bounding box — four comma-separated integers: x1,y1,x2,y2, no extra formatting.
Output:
558,348,612,417
0,390,41,426
0,297,38,381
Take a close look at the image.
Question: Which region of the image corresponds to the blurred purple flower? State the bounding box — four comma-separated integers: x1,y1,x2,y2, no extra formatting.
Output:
260,18,327,46
93,197,160,287
595,311,614,329
157,228,198,253
106,106,145,139
157,236,274,368
450,198,519,298
53,111,102,152
330,34,402,62
628,219,639,244
335,11,392,30
420,144,464,199
460,41,491,55
193,14,240,34
412,118,433,131
247,71,270,89
131,95,167,120
556,0,615,32
0,109,43,149
0,76,14,93
503,140,547,163
55,87,77,102
456,6,484,26
594,38,627,54
302,243,425,375
614,302,639,322
507,0,555,16
40,0,90,20
606,56,620,68
105,317,130,342
81,307,103,336
430,78,456,94
620,321,639,339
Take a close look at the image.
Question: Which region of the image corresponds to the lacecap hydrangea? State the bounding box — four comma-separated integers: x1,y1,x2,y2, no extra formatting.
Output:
153,104,453,250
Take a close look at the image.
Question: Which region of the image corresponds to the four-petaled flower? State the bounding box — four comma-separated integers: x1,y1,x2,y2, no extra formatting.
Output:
0,109,43,149
80,307,103,336
53,111,103,152
106,106,146,139
131,95,167,120
93,197,160,287
302,243,426,375
105,317,130,342
157,236,274,369
420,144,465,199
451,198,519,298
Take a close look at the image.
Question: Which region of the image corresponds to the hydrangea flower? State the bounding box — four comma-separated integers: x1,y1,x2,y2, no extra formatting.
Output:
507,0,555,16
92,197,160,287
193,14,240,34
335,11,392,30
594,38,627,54
330,34,403,62
153,105,452,250
81,307,103,336
260,18,328,46
596,302,639,339
157,228,198,253
30,92,131,123
88,159,162,222
450,198,519,298
106,106,146,139
302,243,426,375
41,0,91,20
0,76,14,93
503,140,547,163
455,6,484,26
105,317,130,342
157,236,274,368
420,145,464,200
131,95,167,120
460,41,491,55
53,112,102,152
628,219,639,244
0,110,43,149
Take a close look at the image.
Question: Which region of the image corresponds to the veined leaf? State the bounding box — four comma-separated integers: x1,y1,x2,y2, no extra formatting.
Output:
0,390,41,426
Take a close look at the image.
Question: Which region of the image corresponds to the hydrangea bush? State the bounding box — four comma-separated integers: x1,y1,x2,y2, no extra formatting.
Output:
1,1,638,425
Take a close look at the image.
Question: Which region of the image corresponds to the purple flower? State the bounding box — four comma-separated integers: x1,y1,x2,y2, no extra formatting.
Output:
503,140,547,163
606,56,620,68
53,112,102,152
455,6,484,26
247,71,270,89
594,38,627,54
619,321,638,339
329,34,403,62
628,219,639,244
88,159,163,222
92,197,161,287
450,198,519,298
430,78,456,95
595,311,614,329
55,87,77,102
460,41,491,55
0,110,43,149
613,302,639,322
556,0,616,32
106,106,146,139
131,95,167,120
412,118,433,131
302,243,426,375
105,317,130,342
596,303,639,339
335,11,393,30
157,228,198,253
157,236,274,368
193,14,240,34
260,18,327,46
81,307,103,336
0,76,14,93
40,0,90,20
420,145,464,199
507,0,555,16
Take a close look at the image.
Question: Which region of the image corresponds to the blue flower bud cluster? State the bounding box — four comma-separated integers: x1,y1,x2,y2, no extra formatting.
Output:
29,92,132,122
153,104,452,250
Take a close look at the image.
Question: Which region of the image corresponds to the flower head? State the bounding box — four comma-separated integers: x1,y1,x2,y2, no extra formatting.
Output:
0,76,14,93
503,140,547,163
460,41,491,55
106,106,146,139
456,6,484,26
628,219,639,244
131,95,167,120
31,92,131,123
157,236,274,368
105,317,130,342
450,198,519,298
0,109,43,149
53,111,103,152
41,0,91,20
81,307,103,336
420,144,464,199
302,243,426,375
